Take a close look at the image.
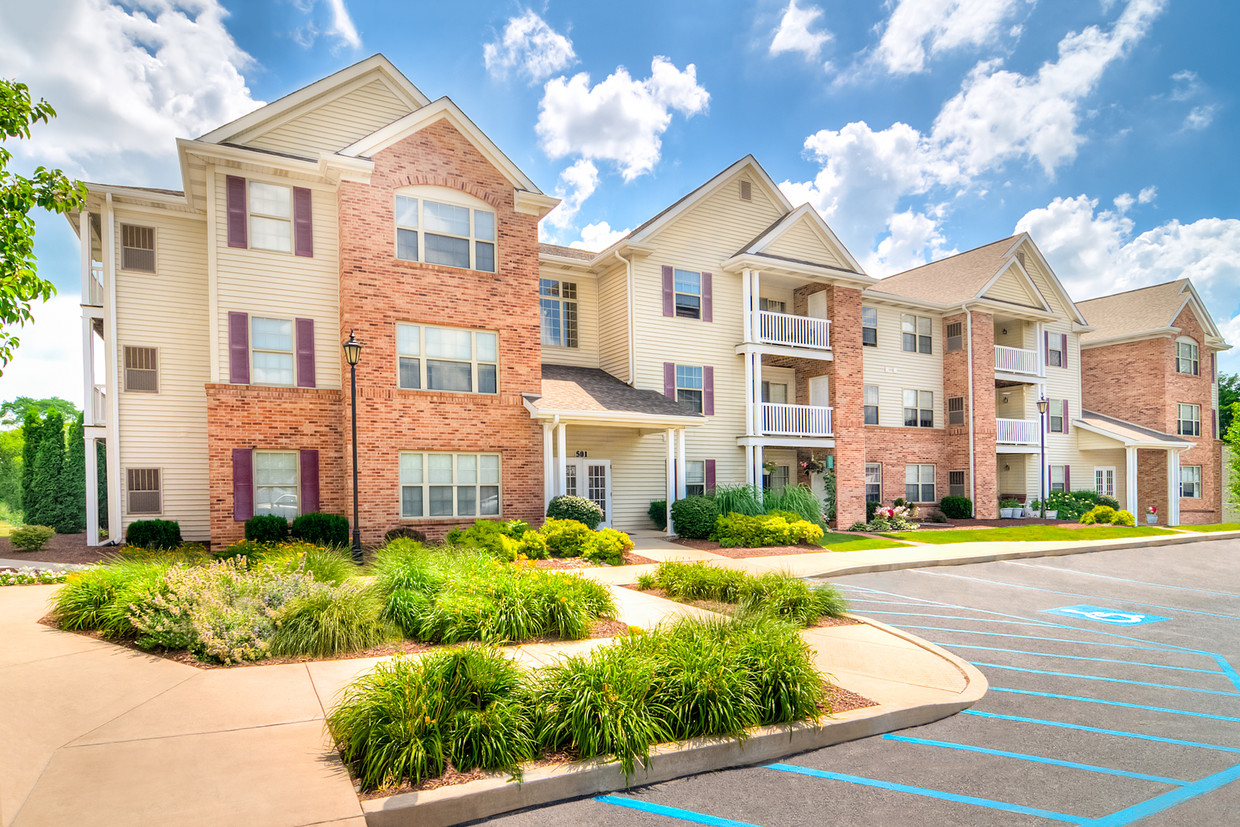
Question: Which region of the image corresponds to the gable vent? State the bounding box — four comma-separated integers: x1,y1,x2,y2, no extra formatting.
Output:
1016,251,1026,268
739,180,752,201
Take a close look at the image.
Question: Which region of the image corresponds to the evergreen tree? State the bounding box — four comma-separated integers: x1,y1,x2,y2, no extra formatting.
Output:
20,408,42,513
96,439,108,532
28,408,65,528
1226,403,1240,509
61,413,86,533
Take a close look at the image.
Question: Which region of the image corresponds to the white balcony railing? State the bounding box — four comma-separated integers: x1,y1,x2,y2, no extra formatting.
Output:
91,384,106,425
994,344,1040,375
86,262,105,307
761,403,834,437
758,311,831,350
997,417,1039,445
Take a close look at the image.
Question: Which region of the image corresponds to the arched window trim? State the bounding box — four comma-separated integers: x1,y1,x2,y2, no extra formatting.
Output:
393,186,497,273
1175,336,1199,376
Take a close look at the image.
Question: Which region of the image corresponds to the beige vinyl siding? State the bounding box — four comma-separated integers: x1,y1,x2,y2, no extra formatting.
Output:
113,209,211,539
596,266,631,382
757,283,795,312
983,265,1043,307
997,454,1028,499
242,78,416,157
862,304,946,428
212,170,342,388
539,269,599,369
762,217,850,270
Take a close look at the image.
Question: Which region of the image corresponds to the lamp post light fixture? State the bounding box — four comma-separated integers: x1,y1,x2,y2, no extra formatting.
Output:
344,330,364,563
1036,395,1050,520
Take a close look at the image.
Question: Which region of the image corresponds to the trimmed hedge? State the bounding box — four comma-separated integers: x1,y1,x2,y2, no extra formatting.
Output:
245,514,289,543
939,496,973,519
546,495,603,530
712,511,824,548
670,495,719,539
291,512,349,546
9,524,55,553
126,519,182,551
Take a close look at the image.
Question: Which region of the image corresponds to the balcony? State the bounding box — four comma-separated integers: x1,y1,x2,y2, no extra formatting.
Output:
997,418,1039,445
758,311,831,351
760,402,833,437
994,344,1040,376
90,384,106,426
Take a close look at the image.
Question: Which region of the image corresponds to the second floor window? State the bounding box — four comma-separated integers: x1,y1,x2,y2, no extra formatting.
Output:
903,389,933,428
674,269,702,319
864,385,879,425
759,298,786,314
395,195,496,272
397,323,498,394
1178,403,1200,436
1181,465,1201,498
947,396,965,426
1048,399,1066,433
676,365,704,413
761,381,788,404
946,321,963,352
902,314,932,354
121,224,156,272
123,346,159,393
249,182,293,253
252,317,295,386
1048,335,1064,367
540,279,578,348
1177,339,1199,375
862,307,878,347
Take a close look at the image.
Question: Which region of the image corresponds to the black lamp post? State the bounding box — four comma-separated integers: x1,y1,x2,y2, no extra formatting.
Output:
1037,395,1049,519
344,331,364,563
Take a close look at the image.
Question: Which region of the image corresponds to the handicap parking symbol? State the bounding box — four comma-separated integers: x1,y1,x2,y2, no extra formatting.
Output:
1041,604,1169,626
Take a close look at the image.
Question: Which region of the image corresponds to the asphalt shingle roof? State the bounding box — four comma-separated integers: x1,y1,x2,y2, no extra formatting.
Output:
1076,280,1189,343
869,236,1018,305
534,364,702,419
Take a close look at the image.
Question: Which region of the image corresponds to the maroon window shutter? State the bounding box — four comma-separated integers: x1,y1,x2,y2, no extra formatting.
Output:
299,449,320,514
664,362,676,400
704,366,715,416
295,317,315,388
705,459,716,492
662,266,674,317
1063,399,1070,434
1064,465,1071,492
1213,409,1217,439
1060,334,1068,367
1044,331,1050,366
293,187,313,257
228,311,250,384
232,448,253,521
226,175,247,249
702,272,713,322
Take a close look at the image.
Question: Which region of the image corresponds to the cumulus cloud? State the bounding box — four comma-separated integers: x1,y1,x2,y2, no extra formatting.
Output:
0,294,84,399
865,210,957,276
1183,104,1218,131
537,57,709,181
0,0,262,183
484,10,576,82
769,0,832,61
1138,185,1157,204
572,221,630,252
544,159,599,232
873,0,1033,75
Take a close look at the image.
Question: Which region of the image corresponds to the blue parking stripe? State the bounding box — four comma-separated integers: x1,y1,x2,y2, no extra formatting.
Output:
595,795,761,827
962,710,1240,753
898,626,1182,652
854,611,1057,626
1084,763,1240,825
931,643,1222,674
881,734,1186,786
764,763,1087,823
990,687,1240,723
1003,562,1240,600
974,662,1240,696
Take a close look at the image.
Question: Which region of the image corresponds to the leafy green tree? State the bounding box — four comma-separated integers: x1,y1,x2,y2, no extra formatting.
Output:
62,412,85,532
20,407,41,512
0,427,21,518
96,439,108,532
1219,374,1239,436
0,396,79,428
1225,403,1240,510
27,408,65,528
1,79,88,371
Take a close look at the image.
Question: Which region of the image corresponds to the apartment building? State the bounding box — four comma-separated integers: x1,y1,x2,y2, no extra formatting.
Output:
73,57,1230,544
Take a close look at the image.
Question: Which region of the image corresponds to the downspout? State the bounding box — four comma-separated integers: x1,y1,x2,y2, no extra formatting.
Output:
612,249,636,385
965,306,975,505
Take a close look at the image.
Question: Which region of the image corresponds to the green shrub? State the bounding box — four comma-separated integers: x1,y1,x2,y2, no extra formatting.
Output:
383,526,427,544
545,495,603,530
866,501,881,522
847,521,869,532
446,519,524,561
126,519,182,550
642,561,847,626
328,647,535,791
647,560,747,603
9,524,54,553
271,581,396,657
762,485,824,526
999,497,1021,509
290,512,349,546
939,496,972,519
1098,494,1121,509
712,512,824,548
585,527,633,566
260,542,358,584
648,500,668,531
539,518,595,557
1079,505,1116,525
245,514,289,543
866,516,891,531
51,559,170,637
670,495,719,539
711,484,765,517
1113,509,1135,526
216,538,270,561
1044,490,1105,522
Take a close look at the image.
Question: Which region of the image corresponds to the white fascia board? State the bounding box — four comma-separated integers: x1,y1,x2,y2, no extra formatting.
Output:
722,253,874,288
526,407,706,428
1005,234,1089,325
976,259,1053,313
749,203,867,275
1078,328,1177,349
1072,419,1189,450
516,190,561,218
860,290,948,313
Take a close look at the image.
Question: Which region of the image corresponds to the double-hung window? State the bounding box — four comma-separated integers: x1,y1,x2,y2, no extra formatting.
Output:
761,380,788,404
901,314,932,354
1048,399,1065,433
676,365,704,413
764,464,790,493
254,451,299,519
251,317,295,386
1178,403,1200,436
1050,465,1066,493
759,298,786,314
862,307,878,347
1177,339,1199,375
540,279,578,348
397,324,498,394
1047,336,1064,368
903,390,933,428
905,464,934,502
248,182,293,253
120,225,156,272
674,269,702,319
400,452,500,518
1181,465,1202,498
863,385,879,425
395,194,496,272
686,460,706,497
865,462,882,502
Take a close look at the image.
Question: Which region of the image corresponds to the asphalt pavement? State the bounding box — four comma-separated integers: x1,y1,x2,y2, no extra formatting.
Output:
484,537,1240,826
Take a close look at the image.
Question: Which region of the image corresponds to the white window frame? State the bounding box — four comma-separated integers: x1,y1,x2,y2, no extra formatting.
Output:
250,316,296,387
759,297,786,314
901,314,932,354
1181,465,1202,499
673,268,702,319
761,380,788,404
865,462,882,503
905,464,934,503
396,323,499,395
675,364,704,413
686,460,706,497
399,451,501,519
254,450,299,520
1094,466,1116,498
903,389,934,428
764,464,790,494
123,345,159,393
1047,336,1064,368
247,181,293,254
1050,465,1066,493
1176,338,1199,376
1178,403,1201,437
394,188,496,273
1048,399,1065,433
119,224,156,273
540,279,578,348
862,307,878,347
863,384,879,425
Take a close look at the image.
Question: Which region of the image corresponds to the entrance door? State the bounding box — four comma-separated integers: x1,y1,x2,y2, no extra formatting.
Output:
564,459,613,528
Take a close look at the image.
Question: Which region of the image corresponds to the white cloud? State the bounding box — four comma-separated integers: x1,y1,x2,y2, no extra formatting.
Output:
0,294,84,401
484,10,576,83
874,0,1033,75
324,0,361,48
865,210,957,277
1183,104,1218,131
1138,185,1157,204
1113,192,1135,214
1169,69,1201,102
537,57,709,181
572,221,630,252
289,1,360,50
769,0,832,61
544,159,599,232
0,0,262,184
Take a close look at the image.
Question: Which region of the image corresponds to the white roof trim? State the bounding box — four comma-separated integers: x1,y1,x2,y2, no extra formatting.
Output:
747,203,866,275
1173,281,1227,343
977,257,1052,313
522,399,704,428
722,252,875,287
1073,419,1190,450
1004,234,1089,326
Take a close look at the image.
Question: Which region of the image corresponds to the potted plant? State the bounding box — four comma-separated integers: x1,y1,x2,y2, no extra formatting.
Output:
1146,505,1158,525
800,455,826,475
999,498,1021,518
1030,500,1058,520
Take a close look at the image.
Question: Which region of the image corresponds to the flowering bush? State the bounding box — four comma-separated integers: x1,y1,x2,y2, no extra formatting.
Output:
867,505,918,531
0,566,69,586
1147,505,1158,515
1080,506,1135,527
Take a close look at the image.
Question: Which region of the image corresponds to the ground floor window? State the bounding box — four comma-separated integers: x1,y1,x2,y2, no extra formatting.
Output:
1094,466,1116,498
905,464,934,503
686,460,706,496
1181,465,1202,498
948,470,966,498
400,452,500,518
255,451,299,519
865,462,882,502
764,464,790,494
1050,465,1067,493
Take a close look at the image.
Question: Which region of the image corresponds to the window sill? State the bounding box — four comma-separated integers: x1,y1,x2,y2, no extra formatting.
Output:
393,256,495,276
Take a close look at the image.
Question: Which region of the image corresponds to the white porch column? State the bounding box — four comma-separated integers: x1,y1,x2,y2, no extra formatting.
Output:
85,436,99,547
665,429,676,536
555,421,567,498
1167,450,1181,526
744,351,754,438
676,429,687,500
1125,447,1138,516
102,194,121,541
741,268,753,344
543,423,553,507
755,445,765,502
745,445,756,487
753,352,764,435
751,270,762,342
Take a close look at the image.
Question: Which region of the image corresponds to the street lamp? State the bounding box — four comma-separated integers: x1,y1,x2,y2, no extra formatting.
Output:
344,330,364,563
1036,395,1049,520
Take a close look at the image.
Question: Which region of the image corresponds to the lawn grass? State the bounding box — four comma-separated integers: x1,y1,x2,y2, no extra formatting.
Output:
818,532,908,551
880,525,1177,544
1176,523,1240,533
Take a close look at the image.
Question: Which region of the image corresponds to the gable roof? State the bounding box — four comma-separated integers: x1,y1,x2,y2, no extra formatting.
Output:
526,364,704,426
1077,279,1229,348
1077,409,1192,450
734,203,865,275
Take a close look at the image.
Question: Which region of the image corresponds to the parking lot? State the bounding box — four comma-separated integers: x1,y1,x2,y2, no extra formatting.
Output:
487,538,1240,826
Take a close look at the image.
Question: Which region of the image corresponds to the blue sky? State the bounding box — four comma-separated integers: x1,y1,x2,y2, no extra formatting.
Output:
1,0,1237,405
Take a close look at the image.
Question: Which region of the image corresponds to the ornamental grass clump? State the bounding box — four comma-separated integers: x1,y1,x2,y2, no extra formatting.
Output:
760,485,824,526
638,561,847,626
271,580,398,658
51,559,171,637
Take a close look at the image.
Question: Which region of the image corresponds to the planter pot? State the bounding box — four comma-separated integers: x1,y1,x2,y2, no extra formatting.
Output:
1000,508,1016,518
1146,514,1157,525
1044,511,1058,520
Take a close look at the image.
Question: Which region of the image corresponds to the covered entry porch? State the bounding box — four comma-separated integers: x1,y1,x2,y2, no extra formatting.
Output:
1075,410,1193,526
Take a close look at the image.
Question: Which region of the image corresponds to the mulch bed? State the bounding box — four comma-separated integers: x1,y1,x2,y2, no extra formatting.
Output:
672,538,829,558
0,532,113,566
826,684,878,714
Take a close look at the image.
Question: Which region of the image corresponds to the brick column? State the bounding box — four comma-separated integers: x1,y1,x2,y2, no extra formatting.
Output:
970,312,998,518
825,284,865,528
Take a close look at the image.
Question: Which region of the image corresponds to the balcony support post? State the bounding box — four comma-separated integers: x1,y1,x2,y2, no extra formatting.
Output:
665,428,676,536
85,435,100,547
1125,446,1138,516
751,270,762,343
676,428,687,501
741,268,752,344
744,349,754,437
